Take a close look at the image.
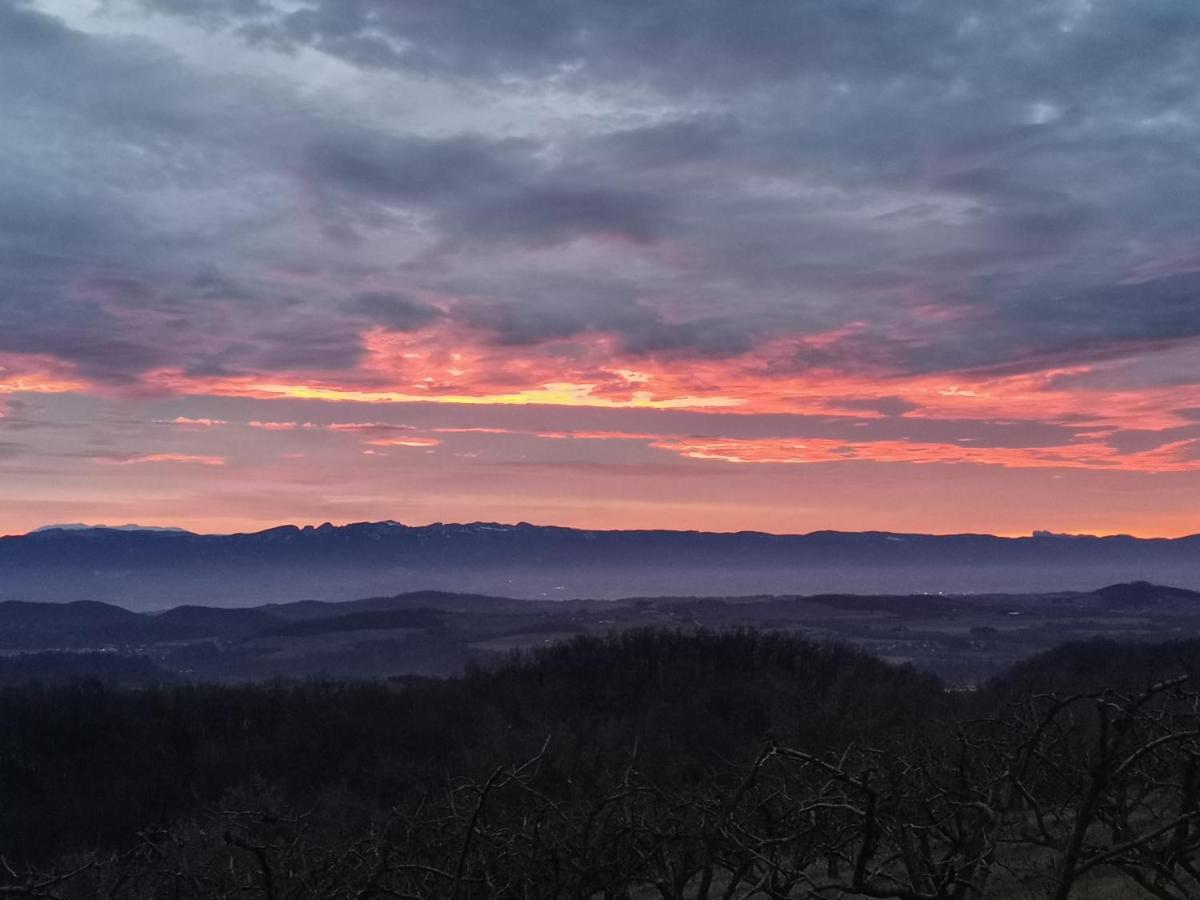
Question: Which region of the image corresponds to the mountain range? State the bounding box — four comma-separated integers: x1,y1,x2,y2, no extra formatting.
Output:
1,521,1199,609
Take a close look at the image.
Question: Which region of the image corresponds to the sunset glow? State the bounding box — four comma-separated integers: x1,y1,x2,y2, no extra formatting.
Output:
3,0,1200,537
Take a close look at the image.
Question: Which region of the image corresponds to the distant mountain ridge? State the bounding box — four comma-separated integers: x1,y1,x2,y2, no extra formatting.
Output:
22,520,1177,540
2,520,1199,607
8,519,1200,569
30,523,191,534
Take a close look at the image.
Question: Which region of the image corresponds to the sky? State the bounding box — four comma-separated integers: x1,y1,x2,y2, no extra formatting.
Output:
2,0,1200,537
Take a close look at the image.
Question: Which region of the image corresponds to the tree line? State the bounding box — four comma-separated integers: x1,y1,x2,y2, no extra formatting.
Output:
3,630,1200,897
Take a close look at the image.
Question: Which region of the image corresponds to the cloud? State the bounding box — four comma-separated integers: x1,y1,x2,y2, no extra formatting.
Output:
344,293,443,331
247,321,367,371
307,132,530,204
94,453,227,466
137,0,1000,89
160,416,228,427
621,317,757,359
2,0,1200,534
12,0,1200,393
327,422,418,434
364,436,441,448
307,128,673,248
247,420,317,430
648,435,1200,474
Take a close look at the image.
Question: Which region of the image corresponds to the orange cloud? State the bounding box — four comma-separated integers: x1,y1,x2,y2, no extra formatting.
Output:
214,380,742,410
364,436,441,448
95,453,227,466
327,422,417,433
648,436,1200,473
432,426,527,435
247,420,318,431
534,429,660,441
370,419,1200,474
328,420,1200,474
0,354,88,396
160,416,227,427
114,321,1200,449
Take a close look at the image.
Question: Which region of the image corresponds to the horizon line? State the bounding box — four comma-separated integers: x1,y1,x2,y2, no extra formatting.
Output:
5,520,1197,542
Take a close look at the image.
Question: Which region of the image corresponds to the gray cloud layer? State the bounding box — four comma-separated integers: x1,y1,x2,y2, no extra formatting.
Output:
2,0,1200,391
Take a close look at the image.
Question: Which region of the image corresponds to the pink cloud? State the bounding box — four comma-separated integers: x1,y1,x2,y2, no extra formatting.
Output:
648,436,1200,473
94,453,227,466
247,420,318,431
431,426,517,435
159,416,227,427
365,436,442,448
327,422,417,433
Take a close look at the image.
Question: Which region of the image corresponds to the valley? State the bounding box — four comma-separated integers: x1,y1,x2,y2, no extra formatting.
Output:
5,580,1199,686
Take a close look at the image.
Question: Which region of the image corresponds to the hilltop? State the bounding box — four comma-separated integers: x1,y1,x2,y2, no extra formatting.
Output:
2,581,1199,686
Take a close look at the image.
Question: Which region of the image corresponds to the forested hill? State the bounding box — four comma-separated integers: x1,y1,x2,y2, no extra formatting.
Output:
6,631,1200,898
0,630,943,868
3,581,1200,685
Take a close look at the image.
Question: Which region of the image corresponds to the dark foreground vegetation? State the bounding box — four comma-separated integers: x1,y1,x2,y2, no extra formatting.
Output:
4,630,1200,898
